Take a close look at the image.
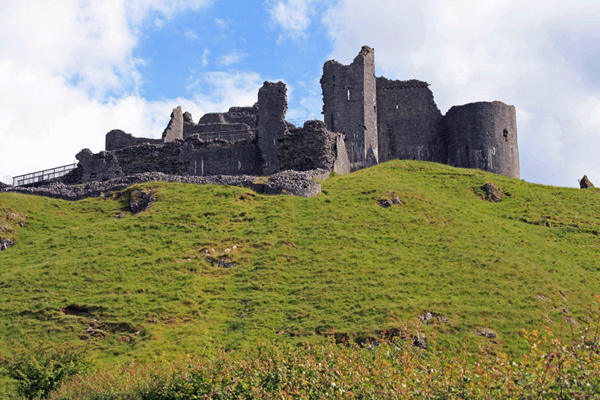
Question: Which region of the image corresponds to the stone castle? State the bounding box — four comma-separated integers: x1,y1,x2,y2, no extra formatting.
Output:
70,46,520,185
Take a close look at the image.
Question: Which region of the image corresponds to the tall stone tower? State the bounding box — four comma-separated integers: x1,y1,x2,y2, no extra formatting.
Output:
257,81,288,175
321,46,378,170
444,101,520,179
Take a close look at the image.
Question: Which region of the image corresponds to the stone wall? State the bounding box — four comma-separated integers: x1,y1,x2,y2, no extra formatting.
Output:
321,46,378,170
376,78,445,163
279,120,350,174
162,106,184,142
76,149,124,182
257,81,288,175
444,101,520,179
109,137,261,178
178,137,261,176
105,130,162,151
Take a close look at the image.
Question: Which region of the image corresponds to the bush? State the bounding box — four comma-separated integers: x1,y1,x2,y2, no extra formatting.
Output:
50,321,600,399
0,343,89,400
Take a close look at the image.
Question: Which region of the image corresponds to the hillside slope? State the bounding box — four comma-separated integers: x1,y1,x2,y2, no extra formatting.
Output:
0,160,599,362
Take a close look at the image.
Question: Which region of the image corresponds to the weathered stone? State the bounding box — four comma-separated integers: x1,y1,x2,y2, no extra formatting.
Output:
205,256,236,268
258,81,288,175
321,45,378,170
580,175,594,188
14,46,521,191
3,170,324,200
477,328,497,339
183,111,194,124
129,189,154,213
76,149,123,182
376,78,444,164
279,120,350,173
378,199,393,208
419,311,449,325
162,106,184,142
106,129,162,151
0,238,15,251
445,102,520,179
482,183,503,202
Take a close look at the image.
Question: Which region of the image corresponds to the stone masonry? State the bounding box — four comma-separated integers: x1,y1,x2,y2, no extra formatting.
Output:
321,47,520,179
321,46,378,171
60,45,519,191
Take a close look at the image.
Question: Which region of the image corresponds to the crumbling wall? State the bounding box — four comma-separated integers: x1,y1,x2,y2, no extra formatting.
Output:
178,137,260,176
279,120,349,174
79,136,261,183
162,106,184,142
376,78,445,163
76,149,123,182
112,143,186,176
183,105,258,142
186,105,259,138
184,123,254,141
105,130,162,151
196,105,259,127
444,101,520,179
257,81,288,175
321,46,378,170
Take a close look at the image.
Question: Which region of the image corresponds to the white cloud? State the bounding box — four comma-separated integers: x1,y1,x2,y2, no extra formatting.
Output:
0,0,261,179
185,30,199,40
201,49,211,67
215,18,229,29
266,0,319,39
323,0,600,186
218,51,248,66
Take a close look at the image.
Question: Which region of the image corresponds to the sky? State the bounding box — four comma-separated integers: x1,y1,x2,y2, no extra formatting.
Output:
0,0,599,187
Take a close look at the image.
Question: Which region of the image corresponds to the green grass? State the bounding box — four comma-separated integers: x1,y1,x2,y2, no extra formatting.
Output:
1,160,599,365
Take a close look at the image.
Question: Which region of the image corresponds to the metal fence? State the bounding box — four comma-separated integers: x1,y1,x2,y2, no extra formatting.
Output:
197,129,256,142
12,163,78,187
288,116,319,127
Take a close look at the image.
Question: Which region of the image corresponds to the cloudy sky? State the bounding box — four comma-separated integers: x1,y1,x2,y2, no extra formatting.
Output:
0,0,598,187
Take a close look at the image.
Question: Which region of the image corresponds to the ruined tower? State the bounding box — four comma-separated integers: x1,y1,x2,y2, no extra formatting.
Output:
376,78,445,164
321,46,378,170
257,81,288,175
444,101,520,179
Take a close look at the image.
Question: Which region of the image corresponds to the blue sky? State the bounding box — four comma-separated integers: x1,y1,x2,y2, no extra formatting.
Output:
0,0,599,187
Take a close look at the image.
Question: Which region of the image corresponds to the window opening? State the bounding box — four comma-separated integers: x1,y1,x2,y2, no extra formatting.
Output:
347,89,351,101
503,129,509,143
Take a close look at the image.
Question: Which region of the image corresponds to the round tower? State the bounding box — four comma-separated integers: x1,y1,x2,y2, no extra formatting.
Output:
444,101,519,179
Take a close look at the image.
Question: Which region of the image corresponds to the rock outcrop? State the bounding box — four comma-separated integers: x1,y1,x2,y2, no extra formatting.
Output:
3,170,326,200
580,175,594,189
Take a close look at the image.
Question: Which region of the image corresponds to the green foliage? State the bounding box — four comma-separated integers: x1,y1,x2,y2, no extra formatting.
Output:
0,343,89,399
50,314,600,399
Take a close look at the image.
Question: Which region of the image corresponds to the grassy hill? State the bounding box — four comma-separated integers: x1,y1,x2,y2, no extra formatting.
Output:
1,160,599,366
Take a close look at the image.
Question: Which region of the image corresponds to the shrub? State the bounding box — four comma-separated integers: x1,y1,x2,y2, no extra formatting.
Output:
50,318,600,399
0,343,89,400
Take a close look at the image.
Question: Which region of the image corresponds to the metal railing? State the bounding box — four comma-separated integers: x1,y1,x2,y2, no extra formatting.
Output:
288,116,319,127
196,129,256,142
12,163,78,187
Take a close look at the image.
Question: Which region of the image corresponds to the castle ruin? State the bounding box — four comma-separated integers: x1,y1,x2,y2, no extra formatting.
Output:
68,46,519,187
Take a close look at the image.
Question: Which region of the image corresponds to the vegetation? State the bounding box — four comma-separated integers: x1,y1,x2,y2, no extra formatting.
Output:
0,343,89,399
50,313,600,399
0,160,599,396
